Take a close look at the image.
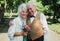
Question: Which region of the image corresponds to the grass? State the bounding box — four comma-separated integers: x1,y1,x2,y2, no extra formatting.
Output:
48,23,60,34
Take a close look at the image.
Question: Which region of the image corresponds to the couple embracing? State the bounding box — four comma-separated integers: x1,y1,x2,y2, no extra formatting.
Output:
8,2,49,41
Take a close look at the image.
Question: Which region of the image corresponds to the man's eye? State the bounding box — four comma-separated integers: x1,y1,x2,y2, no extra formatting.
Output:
29,8,31,9
27,9,29,10
27,8,31,10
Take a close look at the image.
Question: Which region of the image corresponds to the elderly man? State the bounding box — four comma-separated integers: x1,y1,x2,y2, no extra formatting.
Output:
26,2,49,41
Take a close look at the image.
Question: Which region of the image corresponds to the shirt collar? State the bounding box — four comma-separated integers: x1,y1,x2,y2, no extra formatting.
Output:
34,11,37,17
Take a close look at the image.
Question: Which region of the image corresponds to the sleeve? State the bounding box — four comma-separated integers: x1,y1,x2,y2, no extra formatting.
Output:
8,21,16,40
40,13,49,34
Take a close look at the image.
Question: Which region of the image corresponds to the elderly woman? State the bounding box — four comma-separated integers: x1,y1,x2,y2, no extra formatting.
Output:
8,4,28,41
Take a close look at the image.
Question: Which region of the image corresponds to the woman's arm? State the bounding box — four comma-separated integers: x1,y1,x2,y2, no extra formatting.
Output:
8,20,27,37
8,23,16,40
14,32,27,36
14,32,23,36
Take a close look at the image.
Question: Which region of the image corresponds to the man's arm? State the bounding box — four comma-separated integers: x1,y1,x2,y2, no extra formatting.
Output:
40,13,49,34
9,21,14,26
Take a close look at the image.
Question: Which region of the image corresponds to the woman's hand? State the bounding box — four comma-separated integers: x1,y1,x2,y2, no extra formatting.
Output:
24,25,31,31
23,32,27,36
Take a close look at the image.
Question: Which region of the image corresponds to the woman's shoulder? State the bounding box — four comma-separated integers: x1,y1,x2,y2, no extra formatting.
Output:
13,17,22,24
11,17,19,24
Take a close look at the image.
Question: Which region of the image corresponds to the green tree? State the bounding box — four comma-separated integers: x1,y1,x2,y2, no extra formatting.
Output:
0,0,5,23
41,0,60,22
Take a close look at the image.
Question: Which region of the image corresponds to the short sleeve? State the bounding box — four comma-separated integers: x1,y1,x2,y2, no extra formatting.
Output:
8,21,16,40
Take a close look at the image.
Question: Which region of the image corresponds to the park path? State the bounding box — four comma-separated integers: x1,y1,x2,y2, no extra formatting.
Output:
0,33,9,41
47,29,60,41
0,27,60,41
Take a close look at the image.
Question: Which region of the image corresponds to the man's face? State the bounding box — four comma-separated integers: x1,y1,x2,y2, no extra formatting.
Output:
27,5,35,16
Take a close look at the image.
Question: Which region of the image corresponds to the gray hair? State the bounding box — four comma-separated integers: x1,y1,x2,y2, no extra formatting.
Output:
27,1,35,7
18,3,27,15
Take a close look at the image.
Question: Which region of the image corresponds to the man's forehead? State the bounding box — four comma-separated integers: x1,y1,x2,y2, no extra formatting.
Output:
27,5,33,8
27,5,35,9
27,2,35,7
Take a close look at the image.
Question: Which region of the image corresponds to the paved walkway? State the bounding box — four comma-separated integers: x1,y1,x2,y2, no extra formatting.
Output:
0,29,60,41
0,33,10,41
47,29,60,41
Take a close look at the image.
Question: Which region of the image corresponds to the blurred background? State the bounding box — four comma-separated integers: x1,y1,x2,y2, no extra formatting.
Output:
0,0,60,41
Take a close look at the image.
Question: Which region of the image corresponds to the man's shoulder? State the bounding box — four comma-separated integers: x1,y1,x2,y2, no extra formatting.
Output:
39,12,45,17
37,11,44,16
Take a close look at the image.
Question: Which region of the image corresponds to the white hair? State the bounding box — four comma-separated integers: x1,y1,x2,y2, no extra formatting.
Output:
27,1,35,7
18,3,27,15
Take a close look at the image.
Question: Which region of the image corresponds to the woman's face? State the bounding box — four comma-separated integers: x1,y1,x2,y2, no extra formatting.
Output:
20,9,27,19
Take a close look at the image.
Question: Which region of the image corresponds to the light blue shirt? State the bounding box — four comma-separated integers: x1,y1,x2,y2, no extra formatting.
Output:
30,11,49,41
8,16,26,41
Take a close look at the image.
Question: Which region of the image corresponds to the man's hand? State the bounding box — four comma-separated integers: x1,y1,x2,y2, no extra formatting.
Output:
9,21,13,26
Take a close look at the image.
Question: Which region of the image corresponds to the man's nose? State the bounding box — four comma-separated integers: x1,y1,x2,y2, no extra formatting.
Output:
29,9,31,12
22,13,26,15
